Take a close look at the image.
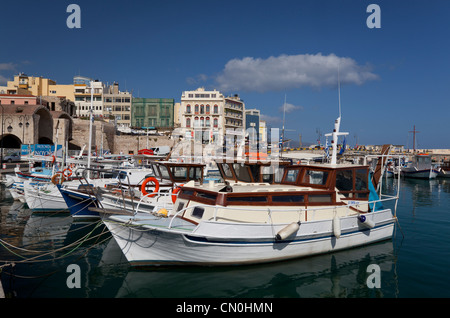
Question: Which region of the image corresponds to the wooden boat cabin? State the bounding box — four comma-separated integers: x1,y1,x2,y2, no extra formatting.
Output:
148,161,205,185
176,162,375,225
216,160,291,184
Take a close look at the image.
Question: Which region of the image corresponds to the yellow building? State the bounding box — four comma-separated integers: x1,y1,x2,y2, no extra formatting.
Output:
0,73,75,101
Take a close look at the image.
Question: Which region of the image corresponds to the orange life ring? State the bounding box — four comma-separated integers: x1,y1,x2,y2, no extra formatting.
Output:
63,168,72,177
51,172,65,185
141,177,159,198
171,184,184,203
51,155,56,164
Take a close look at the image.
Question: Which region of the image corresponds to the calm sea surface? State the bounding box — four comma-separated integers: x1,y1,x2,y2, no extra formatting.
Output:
1,177,450,298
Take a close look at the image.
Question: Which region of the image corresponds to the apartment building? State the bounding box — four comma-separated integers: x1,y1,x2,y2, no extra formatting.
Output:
180,87,245,144
73,76,104,117
131,98,175,129
103,82,132,128
0,73,75,101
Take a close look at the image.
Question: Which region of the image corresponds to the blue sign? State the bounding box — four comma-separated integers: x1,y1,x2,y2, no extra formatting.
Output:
21,144,63,156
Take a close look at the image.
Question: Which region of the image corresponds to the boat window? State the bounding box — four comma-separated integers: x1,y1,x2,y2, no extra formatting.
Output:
302,169,328,186
336,169,353,191
232,163,252,182
284,169,299,183
248,164,260,182
221,163,233,178
189,166,203,181
227,196,267,203
117,171,127,180
176,202,185,213
158,165,171,180
196,191,217,201
272,195,304,203
191,207,204,219
262,166,285,183
308,194,332,203
417,156,431,164
171,166,188,180
180,189,194,196
150,164,162,178
355,169,368,191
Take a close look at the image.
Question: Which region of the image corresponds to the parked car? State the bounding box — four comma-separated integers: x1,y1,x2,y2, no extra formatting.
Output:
3,153,21,163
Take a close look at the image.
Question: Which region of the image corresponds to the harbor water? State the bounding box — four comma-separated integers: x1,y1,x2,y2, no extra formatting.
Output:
1,177,450,298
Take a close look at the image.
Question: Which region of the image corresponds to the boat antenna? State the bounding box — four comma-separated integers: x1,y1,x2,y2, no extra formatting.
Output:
324,65,348,165
338,65,341,118
281,94,286,155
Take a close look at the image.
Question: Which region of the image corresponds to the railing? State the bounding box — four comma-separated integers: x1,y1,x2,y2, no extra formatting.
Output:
164,194,399,230
363,153,402,217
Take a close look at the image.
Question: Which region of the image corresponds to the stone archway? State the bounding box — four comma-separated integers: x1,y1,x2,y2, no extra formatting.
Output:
51,111,73,144
0,134,21,149
38,136,53,144
34,108,53,144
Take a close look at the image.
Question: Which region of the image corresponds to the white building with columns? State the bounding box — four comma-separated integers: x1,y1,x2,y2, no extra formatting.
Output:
180,87,245,146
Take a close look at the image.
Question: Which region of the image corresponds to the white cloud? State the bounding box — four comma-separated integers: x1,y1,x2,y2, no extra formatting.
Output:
279,102,303,113
0,62,17,85
0,63,16,71
0,75,9,85
260,114,281,124
214,53,378,93
186,73,208,85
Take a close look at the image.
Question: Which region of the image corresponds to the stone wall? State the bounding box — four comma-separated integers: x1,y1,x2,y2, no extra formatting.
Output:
71,118,175,154
113,134,175,154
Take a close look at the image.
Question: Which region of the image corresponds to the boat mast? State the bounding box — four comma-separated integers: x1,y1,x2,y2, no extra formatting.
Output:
409,125,419,153
87,81,94,169
324,67,348,165
281,94,286,156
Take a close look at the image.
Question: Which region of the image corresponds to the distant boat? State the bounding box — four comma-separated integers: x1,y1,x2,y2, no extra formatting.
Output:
401,153,439,179
438,161,450,178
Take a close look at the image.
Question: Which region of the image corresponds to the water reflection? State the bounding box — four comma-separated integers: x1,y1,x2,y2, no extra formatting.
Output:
109,240,397,298
0,186,399,298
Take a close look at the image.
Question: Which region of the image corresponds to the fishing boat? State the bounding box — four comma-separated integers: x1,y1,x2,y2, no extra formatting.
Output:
102,116,400,266
400,153,439,179
57,162,205,218
437,161,450,178
23,180,69,212
3,167,56,202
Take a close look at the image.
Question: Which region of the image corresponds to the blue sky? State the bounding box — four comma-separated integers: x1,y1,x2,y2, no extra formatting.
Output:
1,0,449,148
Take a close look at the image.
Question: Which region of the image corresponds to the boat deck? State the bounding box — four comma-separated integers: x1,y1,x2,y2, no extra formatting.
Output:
106,212,197,233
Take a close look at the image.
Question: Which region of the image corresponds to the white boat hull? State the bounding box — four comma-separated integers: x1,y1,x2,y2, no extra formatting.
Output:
24,181,68,212
103,209,395,266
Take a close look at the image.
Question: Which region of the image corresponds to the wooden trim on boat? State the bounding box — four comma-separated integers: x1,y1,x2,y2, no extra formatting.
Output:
178,187,365,207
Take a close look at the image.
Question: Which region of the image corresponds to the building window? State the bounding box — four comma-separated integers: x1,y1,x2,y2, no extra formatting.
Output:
200,117,204,127
206,105,210,114
186,118,191,128
195,104,199,114
194,117,199,128
149,106,157,116
213,118,218,128
214,105,218,114
186,105,191,113
200,104,204,114
205,117,210,127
